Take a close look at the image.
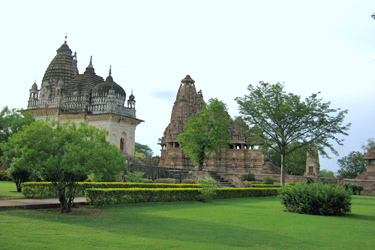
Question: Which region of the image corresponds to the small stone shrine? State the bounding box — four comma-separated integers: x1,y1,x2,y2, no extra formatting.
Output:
27,37,143,156
358,145,375,180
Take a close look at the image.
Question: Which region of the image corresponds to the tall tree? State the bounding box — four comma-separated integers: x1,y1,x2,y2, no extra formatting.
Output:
236,82,350,185
1,119,126,213
178,98,230,170
337,151,366,179
264,141,307,176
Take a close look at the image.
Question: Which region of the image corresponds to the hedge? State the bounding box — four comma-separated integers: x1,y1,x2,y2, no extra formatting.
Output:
85,187,281,206
21,182,201,198
250,184,281,188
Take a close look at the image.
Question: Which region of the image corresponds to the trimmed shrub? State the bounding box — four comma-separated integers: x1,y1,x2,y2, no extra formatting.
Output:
140,178,153,183
125,171,145,183
22,182,201,197
197,178,219,202
241,172,256,181
85,187,281,206
182,179,196,184
278,182,351,216
154,178,178,184
262,177,274,184
251,184,281,188
342,183,363,195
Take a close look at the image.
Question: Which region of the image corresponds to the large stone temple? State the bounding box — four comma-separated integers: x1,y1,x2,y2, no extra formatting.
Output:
27,39,143,156
158,75,279,175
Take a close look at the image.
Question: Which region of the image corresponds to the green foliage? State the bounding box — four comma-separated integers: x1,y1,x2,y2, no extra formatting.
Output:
134,142,153,157
236,82,350,185
337,151,366,178
361,138,375,152
154,178,178,183
178,98,231,170
251,184,281,188
197,178,219,202
320,169,336,178
1,120,126,213
264,142,307,175
241,172,256,181
125,171,145,182
141,178,154,183
0,169,11,181
85,187,280,206
182,179,197,184
278,182,351,216
21,182,201,197
7,165,33,192
342,183,364,195
262,177,274,184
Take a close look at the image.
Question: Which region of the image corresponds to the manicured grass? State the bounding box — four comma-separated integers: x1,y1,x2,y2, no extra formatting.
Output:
0,196,374,249
0,181,26,199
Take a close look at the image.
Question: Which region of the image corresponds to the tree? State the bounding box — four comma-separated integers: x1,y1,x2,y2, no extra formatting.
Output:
361,138,375,152
236,82,350,185
0,107,35,190
0,107,35,157
320,169,336,178
337,151,366,179
135,142,153,157
1,119,126,213
178,98,231,170
264,141,307,176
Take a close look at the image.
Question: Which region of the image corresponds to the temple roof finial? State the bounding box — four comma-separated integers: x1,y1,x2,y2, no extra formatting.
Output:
64,34,67,44
109,65,112,76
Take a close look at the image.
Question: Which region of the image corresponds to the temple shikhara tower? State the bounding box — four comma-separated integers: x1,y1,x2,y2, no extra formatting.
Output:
27,38,143,156
158,75,278,175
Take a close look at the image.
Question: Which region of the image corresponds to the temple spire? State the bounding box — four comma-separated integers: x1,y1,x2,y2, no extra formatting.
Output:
109,65,112,76
64,34,67,44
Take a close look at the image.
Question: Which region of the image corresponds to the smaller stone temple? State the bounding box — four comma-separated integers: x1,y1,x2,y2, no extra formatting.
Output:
357,145,375,180
304,149,320,177
26,38,143,156
158,75,278,175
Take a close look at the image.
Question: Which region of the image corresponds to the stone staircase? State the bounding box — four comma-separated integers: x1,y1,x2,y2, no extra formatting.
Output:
209,171,235,188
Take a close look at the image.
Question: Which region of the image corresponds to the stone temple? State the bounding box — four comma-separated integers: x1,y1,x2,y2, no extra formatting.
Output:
27,39,143,156
158,75,279,176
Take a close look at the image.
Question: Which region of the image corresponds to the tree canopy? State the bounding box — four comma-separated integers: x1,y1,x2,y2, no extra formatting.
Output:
135,142,153,158
0,107,35,157
337,151,366,179
178,98,230,170
236,82,350,185
1,119,126,213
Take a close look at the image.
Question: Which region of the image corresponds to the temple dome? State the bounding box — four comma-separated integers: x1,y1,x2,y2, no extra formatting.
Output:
91,67,126,104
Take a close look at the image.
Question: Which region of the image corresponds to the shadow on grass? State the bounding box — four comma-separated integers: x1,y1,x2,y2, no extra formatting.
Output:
2,198,332,249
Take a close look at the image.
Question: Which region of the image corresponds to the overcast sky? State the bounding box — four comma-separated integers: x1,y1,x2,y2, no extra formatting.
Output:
1,0,374,173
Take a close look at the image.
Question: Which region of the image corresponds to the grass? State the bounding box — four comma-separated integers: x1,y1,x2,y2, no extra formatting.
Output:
0,195,374,249
0,181,26,199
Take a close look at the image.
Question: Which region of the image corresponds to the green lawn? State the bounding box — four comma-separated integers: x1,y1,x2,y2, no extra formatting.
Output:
0,195,374,249
0,181,26,199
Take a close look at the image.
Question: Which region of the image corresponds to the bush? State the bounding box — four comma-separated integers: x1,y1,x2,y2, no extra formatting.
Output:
251,184,281,188
22,182,201,197
262,177,274,184
7,166,33,192
154,178,178,184
85,187,281,206
140,178,153,183
278,182,351,216
0,170,11,181
182,179,196,184
241,172,256,181
342,183,364,195
125,171,145,182
197,178,219,202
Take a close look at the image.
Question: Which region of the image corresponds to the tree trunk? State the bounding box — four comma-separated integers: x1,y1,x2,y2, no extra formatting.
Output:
280,154,286,185
16,181,22,192
58,188,67,213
